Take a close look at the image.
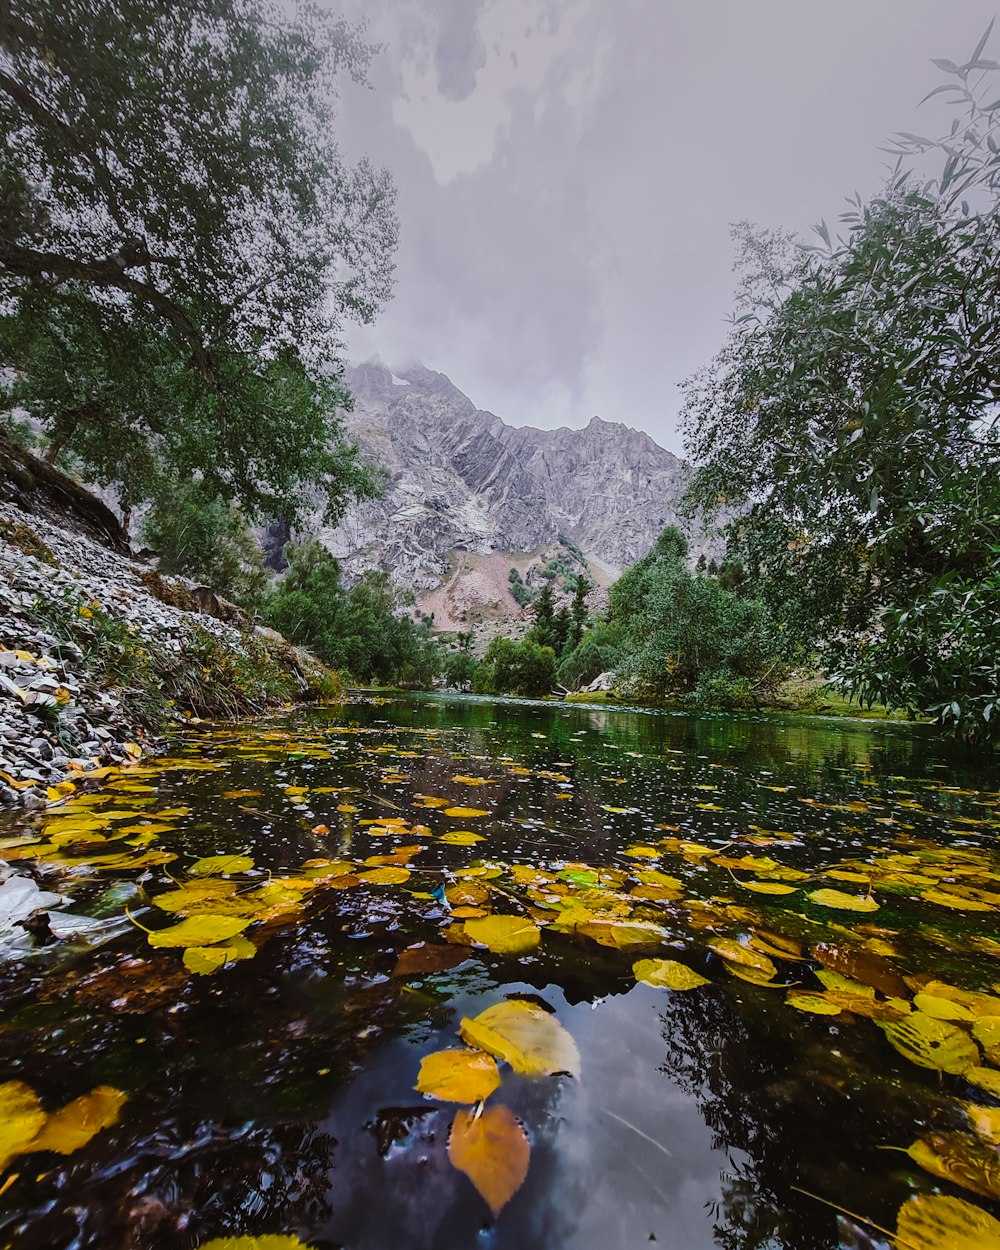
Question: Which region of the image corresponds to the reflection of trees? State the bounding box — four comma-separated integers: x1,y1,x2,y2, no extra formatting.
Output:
655,984,952,1250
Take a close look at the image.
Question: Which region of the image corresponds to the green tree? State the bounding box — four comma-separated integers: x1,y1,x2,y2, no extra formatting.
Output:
140,477,267,607
570,574,591,646
557,620,625,691
682,32,1000,742
528,581,556,649
608,526,786,707
473,638,556,698
0,0,396,521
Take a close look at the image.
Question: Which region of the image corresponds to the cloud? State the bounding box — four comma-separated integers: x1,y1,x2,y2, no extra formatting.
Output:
334,0,1000,451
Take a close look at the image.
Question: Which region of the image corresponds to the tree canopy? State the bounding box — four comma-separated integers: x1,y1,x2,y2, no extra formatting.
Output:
682,30,1000,743
0,0,396,520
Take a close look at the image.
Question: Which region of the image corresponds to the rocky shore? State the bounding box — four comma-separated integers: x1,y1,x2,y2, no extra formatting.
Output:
0,440,337,809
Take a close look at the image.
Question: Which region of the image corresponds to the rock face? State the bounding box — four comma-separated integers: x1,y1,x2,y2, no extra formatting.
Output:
319,362,691,625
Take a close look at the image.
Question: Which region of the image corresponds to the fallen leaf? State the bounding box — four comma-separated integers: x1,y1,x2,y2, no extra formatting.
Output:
26,1086,126,1155
463,915,540,955
448,1104,530,1217
460,1000,580,1078
894,1192,1000,1250
633,958,710,990
415,1049,501,1103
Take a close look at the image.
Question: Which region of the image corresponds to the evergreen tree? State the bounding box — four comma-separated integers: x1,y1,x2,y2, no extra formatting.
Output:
570,575,591,646
530,581,556,649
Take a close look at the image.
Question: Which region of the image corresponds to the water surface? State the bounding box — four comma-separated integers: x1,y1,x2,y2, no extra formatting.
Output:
0,694,998,1249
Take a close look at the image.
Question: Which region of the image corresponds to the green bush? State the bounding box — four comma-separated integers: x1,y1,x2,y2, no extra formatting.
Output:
473,637,556,698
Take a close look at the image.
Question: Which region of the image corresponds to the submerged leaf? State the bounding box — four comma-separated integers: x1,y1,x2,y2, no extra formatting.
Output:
0,1081,45,1169
415,1049,501,1103
392,943,471,977
786,992,842,1016
26,1087,126,1155
460,1000,581,1078
448,1104,530,1217
633,959,709,990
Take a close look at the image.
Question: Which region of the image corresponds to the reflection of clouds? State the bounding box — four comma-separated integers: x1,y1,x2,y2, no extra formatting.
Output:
318,985,729,1248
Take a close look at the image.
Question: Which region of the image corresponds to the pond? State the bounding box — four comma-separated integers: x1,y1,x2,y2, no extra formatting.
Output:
0,693,999,1250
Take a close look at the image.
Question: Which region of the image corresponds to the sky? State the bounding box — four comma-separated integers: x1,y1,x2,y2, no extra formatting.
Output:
333,1,999,454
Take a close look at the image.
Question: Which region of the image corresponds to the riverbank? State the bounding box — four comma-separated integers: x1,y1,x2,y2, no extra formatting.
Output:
0,438,339,807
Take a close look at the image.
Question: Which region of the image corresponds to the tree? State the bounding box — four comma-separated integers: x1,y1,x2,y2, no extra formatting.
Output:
0,0,396,521
140,477,266,607
608,526,786,707
529,581,556,649
682,32,1000,743
553,605,572,657
570,575,591,646
473,638,556,698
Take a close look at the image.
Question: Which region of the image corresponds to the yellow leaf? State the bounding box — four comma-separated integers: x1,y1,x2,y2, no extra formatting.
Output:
708,938,776,979
415,1049,501,1103
0,1082,45,1170
448,1104,530,1218
807,888,879,912
964,1102,1000,1144
26,1086,126,1155
577,920,667,950
786,992,842,1016
738,880,798,895
439,831,486,845
460,1000,580,1078
880,1013,979,1074
147,914,251,948
196,1238,316,1249
967,1067,1000,1099
894,1193,1000,1250
443,807,489,818
189,854,255,876
356,867,411,885
633,958,709,990
907,1131,1000,1200
463,915,540,955
183,934,257,974
922,889,995,912
913,993,976,1022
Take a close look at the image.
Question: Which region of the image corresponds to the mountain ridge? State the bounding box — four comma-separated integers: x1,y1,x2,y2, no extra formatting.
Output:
314,361,692,628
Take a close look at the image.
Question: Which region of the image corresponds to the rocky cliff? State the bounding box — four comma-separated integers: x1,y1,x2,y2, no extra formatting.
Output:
317,362,691,627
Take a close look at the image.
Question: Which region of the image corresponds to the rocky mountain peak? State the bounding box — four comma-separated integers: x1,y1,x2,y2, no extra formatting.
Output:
316,363,692,628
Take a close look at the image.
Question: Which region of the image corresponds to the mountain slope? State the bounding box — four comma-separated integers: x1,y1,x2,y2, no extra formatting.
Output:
316,362,691,627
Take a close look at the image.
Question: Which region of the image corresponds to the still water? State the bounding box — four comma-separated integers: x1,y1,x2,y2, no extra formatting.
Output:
0,693,999,1249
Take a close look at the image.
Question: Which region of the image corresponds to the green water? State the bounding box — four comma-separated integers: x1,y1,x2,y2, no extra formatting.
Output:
0,693,999,1250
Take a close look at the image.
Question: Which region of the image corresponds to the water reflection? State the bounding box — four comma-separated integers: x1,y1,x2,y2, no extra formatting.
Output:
0,694,996,1249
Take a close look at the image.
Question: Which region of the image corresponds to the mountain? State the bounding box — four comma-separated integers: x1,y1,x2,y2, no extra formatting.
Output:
312,361,692,629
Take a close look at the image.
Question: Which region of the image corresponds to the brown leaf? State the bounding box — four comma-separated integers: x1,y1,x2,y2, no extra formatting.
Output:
448,1104,530,1216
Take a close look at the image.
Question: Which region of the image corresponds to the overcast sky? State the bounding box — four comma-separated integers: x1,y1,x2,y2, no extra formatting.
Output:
334,1,998,454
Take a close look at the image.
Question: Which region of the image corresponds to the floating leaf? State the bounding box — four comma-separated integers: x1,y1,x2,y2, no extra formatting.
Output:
443,807,489,819
147,915,251,948
811,943,908,997
356,867,411,885
182,935,256,975
633,959,709,990
907,1131,1000,1200
807,888,879,912
439,831,486,845
894,1193,1000,1250
460,1000,580,1078
26,1086,126,1155
914,992,976,1022
416,1049,501,1103
577,920,666,950
922,889,995,912
967,1067,1000,1099
448,1104,530,1217
880,1013,979,1074
786,992,842,1016
738,880,798,895
708,939,776,979
0,1081,45,1169
463,915,540,954
189,854,255,876
964,1102,1000,1144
